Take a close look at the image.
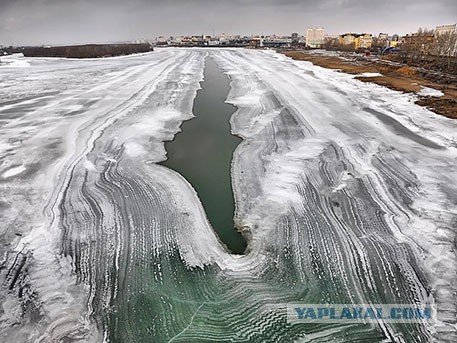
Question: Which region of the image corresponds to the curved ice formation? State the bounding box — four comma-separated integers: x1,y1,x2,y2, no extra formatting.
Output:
0,48,456,342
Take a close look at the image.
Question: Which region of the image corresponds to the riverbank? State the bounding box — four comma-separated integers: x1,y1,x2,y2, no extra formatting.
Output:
282,50,457,119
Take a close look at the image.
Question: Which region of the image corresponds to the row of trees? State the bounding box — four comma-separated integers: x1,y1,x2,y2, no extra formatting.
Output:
13,43,154,58
399,27,457,72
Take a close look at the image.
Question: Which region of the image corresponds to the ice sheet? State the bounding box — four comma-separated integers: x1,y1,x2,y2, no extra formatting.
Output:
0,48,456,342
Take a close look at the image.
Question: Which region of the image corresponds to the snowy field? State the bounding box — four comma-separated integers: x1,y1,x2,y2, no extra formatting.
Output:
0,49,456,342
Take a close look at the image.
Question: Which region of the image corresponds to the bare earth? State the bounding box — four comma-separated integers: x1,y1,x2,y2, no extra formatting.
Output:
283,51,457,119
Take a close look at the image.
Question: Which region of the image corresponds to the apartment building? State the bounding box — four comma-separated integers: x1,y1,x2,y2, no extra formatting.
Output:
306,27,324,48
355,34,373,49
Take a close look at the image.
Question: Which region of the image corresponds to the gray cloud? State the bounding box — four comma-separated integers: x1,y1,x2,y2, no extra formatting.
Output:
0,0,456,45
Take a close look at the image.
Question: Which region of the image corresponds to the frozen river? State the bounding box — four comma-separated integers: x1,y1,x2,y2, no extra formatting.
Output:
0,49,456,342
162,57,246,254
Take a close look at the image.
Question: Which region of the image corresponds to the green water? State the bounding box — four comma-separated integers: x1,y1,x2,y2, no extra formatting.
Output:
162,57,247,254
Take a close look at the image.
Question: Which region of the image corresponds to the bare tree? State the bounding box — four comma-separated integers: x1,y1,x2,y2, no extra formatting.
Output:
435,30,457,69
400,28,436,63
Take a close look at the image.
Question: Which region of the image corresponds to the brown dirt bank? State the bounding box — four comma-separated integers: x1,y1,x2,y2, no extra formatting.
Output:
282,51,457,120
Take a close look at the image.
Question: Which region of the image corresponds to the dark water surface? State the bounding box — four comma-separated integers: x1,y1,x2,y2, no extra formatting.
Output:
162,57,247,254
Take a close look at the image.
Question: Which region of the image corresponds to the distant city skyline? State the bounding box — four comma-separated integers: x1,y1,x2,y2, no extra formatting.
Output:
0,0,456,46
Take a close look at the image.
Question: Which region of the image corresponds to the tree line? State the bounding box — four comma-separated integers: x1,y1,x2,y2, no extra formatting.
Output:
395,27,457,73
10,43,154,59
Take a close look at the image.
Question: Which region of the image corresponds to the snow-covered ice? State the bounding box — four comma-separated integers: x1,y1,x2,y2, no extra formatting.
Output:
0,54,31,68
0,48,456,342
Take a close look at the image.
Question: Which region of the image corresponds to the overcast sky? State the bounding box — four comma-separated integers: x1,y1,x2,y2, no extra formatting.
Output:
0,0,456,46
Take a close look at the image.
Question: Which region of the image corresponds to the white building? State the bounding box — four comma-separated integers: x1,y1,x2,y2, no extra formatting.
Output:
434,24,457,55
157,36,167,44
306,27,325,48
435,24,456,37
